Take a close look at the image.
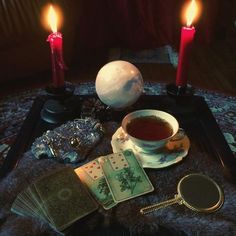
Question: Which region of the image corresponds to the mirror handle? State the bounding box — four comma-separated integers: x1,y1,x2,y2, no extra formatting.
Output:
140,194,182,215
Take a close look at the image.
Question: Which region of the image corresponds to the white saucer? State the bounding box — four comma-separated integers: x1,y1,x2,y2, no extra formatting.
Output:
111,127,190,169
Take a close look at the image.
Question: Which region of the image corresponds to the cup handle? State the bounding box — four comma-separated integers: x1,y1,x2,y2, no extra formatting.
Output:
170,128,185,142
118,128,129,141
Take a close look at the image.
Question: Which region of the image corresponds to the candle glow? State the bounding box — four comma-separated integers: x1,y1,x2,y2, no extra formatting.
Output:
48,5,58,33
181,0,201,27
186,0,198,27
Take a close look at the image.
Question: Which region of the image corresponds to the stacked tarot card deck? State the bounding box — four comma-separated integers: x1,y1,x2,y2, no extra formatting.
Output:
11,166,98,231
12,150,154,231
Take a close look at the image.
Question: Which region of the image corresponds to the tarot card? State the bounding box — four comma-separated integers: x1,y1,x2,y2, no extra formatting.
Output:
32,166,98,231
11,186,49,221
75,159,117,210
25,185,52,222
11,194,37,219
98,150,154,203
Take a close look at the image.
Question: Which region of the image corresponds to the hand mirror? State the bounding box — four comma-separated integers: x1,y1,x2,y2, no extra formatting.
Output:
140,173,224,215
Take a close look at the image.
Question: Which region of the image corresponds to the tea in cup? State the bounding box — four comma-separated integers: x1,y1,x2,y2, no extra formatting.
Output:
121,109,179,152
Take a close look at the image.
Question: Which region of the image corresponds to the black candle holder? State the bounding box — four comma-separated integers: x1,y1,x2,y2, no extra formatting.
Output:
166,83,195,97
40,83,81,124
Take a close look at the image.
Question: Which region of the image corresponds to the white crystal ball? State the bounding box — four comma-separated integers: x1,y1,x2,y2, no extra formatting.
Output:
95,60,144,109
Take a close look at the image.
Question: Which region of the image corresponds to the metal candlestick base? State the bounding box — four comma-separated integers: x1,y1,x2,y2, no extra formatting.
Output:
166,83,195,97
41,84,81,124
44,83,74,99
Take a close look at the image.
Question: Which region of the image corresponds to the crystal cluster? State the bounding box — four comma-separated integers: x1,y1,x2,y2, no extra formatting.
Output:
31,118,104,163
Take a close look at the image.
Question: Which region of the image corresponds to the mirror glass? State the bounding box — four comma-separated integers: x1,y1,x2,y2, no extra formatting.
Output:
178,173,224,212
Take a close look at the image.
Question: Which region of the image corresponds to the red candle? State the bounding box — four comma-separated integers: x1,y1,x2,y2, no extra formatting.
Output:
176,0,198,87
47,5,66,88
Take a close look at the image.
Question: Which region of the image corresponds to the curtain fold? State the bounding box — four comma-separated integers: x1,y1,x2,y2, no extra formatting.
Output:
77,0,220,50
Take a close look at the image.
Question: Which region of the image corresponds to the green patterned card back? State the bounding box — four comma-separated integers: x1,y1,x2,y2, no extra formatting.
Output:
11,193,38,219
33,166,98,231
98,150,154,203
11,186,49,222
26,185,51,222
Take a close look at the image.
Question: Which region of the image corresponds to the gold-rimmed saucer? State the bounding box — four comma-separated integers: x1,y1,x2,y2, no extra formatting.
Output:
111,127,190,169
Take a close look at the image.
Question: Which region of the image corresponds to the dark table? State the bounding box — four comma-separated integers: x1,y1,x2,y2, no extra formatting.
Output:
0,82,236,235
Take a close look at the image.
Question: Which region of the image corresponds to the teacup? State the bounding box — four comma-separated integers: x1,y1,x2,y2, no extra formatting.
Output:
121,109,179,152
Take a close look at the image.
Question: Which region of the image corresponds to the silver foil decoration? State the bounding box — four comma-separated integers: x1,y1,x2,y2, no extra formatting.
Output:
31,118,104,163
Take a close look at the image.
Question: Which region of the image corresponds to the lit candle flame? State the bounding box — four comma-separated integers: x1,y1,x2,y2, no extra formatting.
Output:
186,0,198,27
48,5,57,33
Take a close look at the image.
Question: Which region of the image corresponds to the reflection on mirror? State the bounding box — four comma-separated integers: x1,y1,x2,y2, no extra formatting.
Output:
140,173,224,215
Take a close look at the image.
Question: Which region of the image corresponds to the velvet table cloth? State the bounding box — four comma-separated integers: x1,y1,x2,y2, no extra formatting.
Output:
0,82,236,235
